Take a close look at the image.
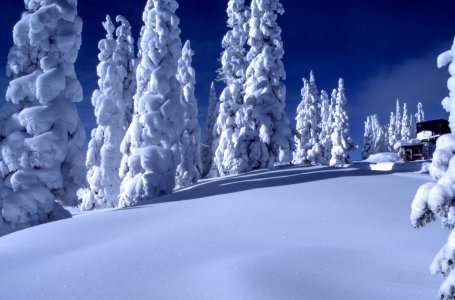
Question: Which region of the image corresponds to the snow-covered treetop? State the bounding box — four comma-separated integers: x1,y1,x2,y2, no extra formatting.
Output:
115,15,132,43
309,70,318,95
7,0,83,105
227,0,249,31
247,0,285,66
219,0,249,84
178,40,196,89
135,0,181,100
103,15,115,39
415,102,425,123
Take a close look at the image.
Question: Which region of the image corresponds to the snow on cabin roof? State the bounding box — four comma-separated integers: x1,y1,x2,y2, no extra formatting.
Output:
393,139,424,150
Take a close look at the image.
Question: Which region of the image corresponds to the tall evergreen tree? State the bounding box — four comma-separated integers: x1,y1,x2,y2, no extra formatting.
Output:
293,74,322,165
119,0,184,207
214,0,249,176
319,90,332,163
201,82,219,178
175,40,201,188
395,99,402,141
81,16,135,210
0,0,85,235
387,112,397,151
409,114,417,138
411,37,455,300
237,0,294,172
370,115,387,153
115,15,136,127
401,102,411,141
329,79,355,166
361,116,373,159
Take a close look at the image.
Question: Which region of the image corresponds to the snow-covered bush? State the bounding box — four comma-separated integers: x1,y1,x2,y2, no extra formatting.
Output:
214,0,249,176
0,0,85,235
175,40,201,188
201,82,219,178
80,15,135,210
237,0,294,173
293,73,322,165
329,79,355,166
118,0,184,207
411,37,455,300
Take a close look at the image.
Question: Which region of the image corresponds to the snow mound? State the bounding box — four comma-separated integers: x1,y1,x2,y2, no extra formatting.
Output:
0,166,445,300
364,152,401,163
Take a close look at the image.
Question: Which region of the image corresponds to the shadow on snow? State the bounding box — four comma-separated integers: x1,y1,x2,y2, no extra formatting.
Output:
119,164,398,211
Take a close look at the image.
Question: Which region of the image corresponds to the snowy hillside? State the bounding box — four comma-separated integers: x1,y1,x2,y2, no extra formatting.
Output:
0,165,446,300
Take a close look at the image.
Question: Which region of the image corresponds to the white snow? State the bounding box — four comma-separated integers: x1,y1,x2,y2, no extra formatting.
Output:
364,152,401,163
0,165,446,300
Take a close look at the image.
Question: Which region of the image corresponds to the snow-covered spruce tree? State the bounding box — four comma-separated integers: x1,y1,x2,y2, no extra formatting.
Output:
409,114,417,139
201,82,218,178
319,90,332,163
237,0,294,172
370,115,387,153
401,102,411,141
361,115,373,159
0,0,85,234
329,79,355,166
114,15,136,127
118,0,184,207
175,40,201,188
411,38,455,300
214,0,249,176
293,75,322,165
387,112,397,151
416,101,425,123
80,15,135,210
395,99,402,141
324,89,338,161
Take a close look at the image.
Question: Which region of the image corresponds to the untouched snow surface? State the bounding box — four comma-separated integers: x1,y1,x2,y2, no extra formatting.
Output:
0,165,447,300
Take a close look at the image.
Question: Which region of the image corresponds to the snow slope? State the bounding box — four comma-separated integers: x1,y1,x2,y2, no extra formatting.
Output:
0,165,446,300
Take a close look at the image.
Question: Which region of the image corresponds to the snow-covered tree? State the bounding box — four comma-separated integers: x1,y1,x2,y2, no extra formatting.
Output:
118,0,184,207
415,102,425,123
80,15,135,210
237,0,294,172
410,114,417,139
411,37,455,300
361,116,373,159
329,79,355,166
387,112,397,150
401,102,411,141
395,99,402,141
319,90,332,163
201,82,218,178
175,40,201,188
213,0,249,176
115,15,137,126
370,115,387,153
293,74,322,165
0,0,85,235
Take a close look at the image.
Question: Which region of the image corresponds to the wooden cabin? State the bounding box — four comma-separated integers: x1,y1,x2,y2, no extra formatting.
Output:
396,141,425,161
416,119,451,159
395,119,450,161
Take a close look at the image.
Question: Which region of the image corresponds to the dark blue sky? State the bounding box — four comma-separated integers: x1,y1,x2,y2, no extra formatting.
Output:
1,0,455,159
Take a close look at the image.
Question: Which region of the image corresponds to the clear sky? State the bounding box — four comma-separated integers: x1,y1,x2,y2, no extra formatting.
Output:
1,0,455,159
